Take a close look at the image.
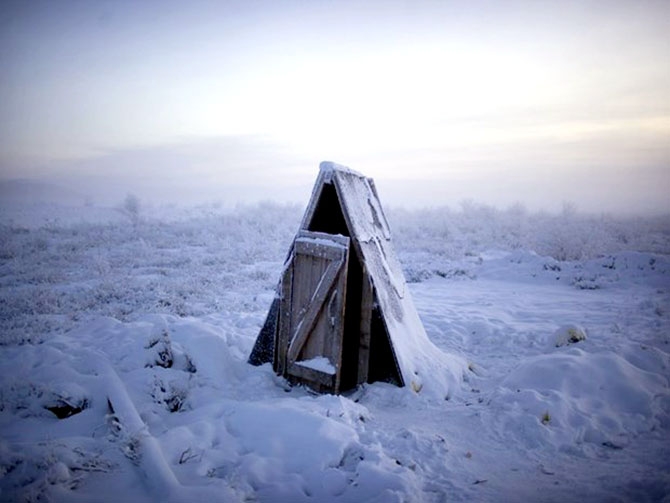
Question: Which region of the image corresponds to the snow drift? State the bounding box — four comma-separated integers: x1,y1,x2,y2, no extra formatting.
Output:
1,200,668,502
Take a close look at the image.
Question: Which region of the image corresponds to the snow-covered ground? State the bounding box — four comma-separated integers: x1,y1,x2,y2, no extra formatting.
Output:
1,201,669,502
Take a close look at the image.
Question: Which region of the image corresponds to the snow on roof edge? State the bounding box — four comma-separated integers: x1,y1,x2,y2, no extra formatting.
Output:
319,161,364,178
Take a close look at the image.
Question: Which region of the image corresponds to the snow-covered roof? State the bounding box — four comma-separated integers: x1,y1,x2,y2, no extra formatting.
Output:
299,163,465,398
317,160,364,178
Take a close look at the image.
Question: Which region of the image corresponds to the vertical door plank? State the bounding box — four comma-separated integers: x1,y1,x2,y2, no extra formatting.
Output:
275,257,294,376
357,271,373,384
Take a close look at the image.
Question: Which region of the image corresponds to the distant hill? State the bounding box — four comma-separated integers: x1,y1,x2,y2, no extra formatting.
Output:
0,179,89,206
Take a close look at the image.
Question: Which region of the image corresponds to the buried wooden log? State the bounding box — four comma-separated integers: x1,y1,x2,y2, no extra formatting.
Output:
101,361,181,498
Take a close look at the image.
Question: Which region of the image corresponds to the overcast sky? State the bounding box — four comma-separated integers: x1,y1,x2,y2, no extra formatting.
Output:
1,0,668,213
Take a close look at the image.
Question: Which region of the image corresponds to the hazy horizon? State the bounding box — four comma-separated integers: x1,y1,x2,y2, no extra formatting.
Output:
2,0,669,215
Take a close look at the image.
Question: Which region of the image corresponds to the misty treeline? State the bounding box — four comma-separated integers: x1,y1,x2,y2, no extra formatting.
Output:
1,200,668,344
389,201,670,262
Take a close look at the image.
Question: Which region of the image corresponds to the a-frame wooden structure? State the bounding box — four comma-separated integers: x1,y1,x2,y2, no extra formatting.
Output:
249,162,442,394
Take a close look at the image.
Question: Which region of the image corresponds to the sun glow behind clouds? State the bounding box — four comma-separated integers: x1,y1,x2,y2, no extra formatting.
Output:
1,0,668,213
206,41,564,159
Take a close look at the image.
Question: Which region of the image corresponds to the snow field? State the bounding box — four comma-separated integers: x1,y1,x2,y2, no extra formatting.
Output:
1,201,669,501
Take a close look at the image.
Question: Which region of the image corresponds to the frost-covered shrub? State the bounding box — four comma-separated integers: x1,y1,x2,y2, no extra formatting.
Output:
151,376,189,412
0,200,667,343
122,193,141,227
389,203,670,262
0,440,116,501
0,202,302,344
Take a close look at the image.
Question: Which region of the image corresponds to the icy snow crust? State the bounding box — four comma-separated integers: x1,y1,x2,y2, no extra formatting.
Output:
1,201,669,502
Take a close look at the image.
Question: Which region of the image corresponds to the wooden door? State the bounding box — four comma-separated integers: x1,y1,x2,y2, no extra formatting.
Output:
276,230,350,393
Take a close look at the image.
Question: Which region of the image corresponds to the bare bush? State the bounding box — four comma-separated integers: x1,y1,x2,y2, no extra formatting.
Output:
122,194,141,226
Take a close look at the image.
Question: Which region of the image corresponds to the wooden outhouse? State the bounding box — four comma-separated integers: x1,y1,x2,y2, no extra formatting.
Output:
249,162,453,395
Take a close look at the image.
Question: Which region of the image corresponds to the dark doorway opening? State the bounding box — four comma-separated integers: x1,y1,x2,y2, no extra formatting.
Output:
306,182,402,391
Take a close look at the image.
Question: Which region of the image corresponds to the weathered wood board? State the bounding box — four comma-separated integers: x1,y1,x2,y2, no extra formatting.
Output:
277,231,350,393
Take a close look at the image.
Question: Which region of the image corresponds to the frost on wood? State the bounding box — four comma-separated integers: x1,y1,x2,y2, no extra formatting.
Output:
252,162,467,398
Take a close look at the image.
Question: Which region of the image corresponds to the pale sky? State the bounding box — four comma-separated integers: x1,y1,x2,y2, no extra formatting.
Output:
1,0,669,213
